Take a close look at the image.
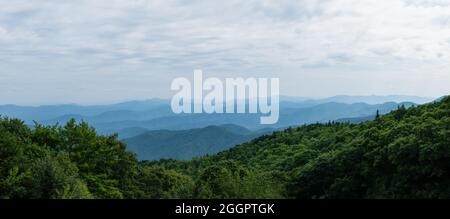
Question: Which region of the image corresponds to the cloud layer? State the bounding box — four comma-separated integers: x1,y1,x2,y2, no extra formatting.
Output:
1,0,449,104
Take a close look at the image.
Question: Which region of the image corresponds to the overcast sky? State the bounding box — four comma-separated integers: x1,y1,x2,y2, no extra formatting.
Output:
1,0,450,105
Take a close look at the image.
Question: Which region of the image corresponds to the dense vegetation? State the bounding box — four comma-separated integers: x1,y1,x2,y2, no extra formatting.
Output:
1,97,449,199
0,99,413,136
124,124,270,160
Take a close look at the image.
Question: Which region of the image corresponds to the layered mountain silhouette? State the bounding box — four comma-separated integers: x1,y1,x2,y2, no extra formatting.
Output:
123,124,273,160
0,95,431,159
90,101,418,135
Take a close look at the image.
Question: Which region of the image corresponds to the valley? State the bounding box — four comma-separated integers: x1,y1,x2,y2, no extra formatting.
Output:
0,95,429,160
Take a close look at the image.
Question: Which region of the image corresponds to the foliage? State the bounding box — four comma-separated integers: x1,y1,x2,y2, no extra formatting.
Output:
1,97,450,198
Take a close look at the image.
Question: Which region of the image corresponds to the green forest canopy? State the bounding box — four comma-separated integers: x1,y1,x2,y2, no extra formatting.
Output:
0,97,449,198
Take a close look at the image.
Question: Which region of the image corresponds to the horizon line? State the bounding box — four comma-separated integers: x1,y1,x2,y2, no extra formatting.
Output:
0,94,438,107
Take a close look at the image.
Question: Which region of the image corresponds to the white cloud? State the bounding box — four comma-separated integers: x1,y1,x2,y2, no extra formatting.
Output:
0,0,449,104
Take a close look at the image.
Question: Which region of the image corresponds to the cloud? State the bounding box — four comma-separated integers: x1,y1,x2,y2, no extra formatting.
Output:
0,0,449,104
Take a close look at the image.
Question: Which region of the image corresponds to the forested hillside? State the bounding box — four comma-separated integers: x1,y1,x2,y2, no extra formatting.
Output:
0,98,416,136
1,97,449,199
123,124,272,160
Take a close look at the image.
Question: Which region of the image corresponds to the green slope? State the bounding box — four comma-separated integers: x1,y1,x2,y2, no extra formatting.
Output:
123,124,263,160
150,96,450,198
1,97,449,199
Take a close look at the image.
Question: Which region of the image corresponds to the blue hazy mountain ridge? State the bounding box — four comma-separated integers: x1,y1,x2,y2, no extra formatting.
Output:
281,95,433,105
0,96,428,137
43,106,172,125
90,101,418,136
324,101,419,124
0,98,168,123
0,95,431,122
116,127,151,139
0,96,426,160
120,101,418,160
123,124,273,160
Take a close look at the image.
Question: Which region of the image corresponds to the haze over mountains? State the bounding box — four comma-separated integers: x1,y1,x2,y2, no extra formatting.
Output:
0,95,431,128
0,95,433,133
286,95,432,105
124,124,273,160
0,95,434,160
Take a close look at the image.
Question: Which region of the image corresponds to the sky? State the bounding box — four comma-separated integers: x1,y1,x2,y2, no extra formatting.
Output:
1,0,450,105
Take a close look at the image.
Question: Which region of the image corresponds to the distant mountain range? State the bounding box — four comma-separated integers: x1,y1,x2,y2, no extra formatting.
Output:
0,95,430,138
123,124,273,160
91,101,417,136
121,101,418,160
0,98,168,123
0,95,433,160
287,95,433,105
